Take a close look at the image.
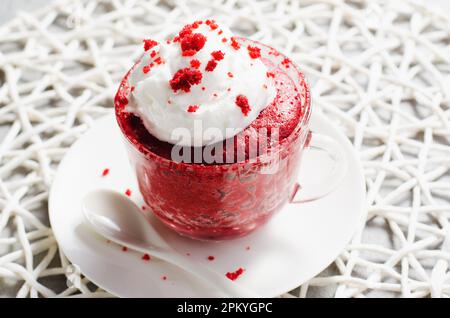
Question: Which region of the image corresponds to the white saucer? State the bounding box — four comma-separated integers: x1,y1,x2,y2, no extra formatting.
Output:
49,110,365,297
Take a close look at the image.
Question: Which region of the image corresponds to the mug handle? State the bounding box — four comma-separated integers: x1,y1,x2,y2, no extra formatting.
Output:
290,131,349,203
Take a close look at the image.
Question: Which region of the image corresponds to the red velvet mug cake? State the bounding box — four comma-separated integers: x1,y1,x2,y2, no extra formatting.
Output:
115,20,312,240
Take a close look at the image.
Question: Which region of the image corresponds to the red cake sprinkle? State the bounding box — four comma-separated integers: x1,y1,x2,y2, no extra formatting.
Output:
205,19,218,30
169,68,202,93
125,189,132,196
209,21,218,30
154,57,164,65
218,30,223,35
205,59,218,72
101,168,110,176
207,256,215,261
175,24,194,42
227,72,234,78
143,65,151,74
221,37,227,43
211,50,225,61
187,105,199,113
226,267,245,281
190,59,201,69
142,254,151,261
269,49,280,56
247,45,261,59
191,20,201,29
281,57,290,68
201,86,206,91
230,37,240,50
143,39,158,51
266,71,275,78
181,33,207,56
122,246,128,252
235,95,251,116
150,50,157,58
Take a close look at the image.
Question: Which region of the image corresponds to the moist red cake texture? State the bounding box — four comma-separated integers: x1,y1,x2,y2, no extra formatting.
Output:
115,58,302,164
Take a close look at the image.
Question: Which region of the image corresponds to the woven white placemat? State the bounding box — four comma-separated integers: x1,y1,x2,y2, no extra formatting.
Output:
0,0,449,298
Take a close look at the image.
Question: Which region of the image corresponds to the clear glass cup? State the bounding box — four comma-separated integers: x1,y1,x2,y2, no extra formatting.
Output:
115,38,346,241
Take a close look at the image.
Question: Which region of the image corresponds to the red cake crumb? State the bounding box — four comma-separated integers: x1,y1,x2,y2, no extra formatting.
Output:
247,45,261,59
211,50,225,61
174,24,194,42
142,254,151,261
162,276,167,280
181,33,207,56
266,71,275,78
142,205,146,210
205,19,218,30
106,239,111,243
218,30,223,35
122,246,128,252
143,39,158,51
125,189,132,196
227,72,234,78
143,65,150,74
201,86,206,91
226,267,245,281
154,57,163,65
213,93,218,97
190,59,201,69
235,95,251,116
130,86,135,92
170,68,202,92
101,168,110,176
230,37,240,50
150,50,157,58
187,105,199,113
281,57,290,68
245,246,250,251
207,256,215,261
205,59,218,72
221,37,227,43
186,252,191,256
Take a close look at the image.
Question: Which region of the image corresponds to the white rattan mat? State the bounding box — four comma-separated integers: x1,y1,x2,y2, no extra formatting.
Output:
0,0,450,298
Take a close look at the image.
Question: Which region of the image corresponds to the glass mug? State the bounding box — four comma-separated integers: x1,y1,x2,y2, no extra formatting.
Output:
115,38,347,241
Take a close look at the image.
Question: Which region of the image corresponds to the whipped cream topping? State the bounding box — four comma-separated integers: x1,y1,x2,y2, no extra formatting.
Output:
127,20,276,146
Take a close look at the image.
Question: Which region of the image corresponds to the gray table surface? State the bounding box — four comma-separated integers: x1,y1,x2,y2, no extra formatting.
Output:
1,0,449,299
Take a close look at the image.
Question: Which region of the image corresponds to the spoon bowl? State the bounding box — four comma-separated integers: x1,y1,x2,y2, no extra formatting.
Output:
82,189,169,250
82,189,259,298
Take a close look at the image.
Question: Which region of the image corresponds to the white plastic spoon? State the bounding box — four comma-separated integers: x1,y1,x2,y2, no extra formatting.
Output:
82,189,259,298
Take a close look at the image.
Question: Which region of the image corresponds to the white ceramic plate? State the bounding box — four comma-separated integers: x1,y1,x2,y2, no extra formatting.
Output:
49,110,365,297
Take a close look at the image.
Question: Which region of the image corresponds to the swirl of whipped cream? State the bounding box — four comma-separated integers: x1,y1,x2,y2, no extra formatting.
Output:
127,20,276,147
